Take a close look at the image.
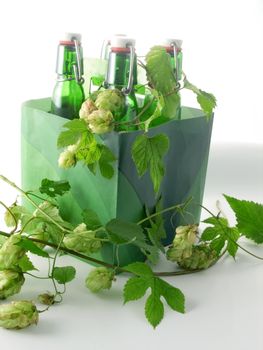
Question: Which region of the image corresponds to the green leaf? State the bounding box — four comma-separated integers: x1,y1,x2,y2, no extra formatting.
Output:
76,136,102,165
201,215,240,258
39,179,71,198
98,145,116,179
57,130,81,148
145,285,164,328
122,263,185,328
53,266,76,284
132,133,169,193
226,227,240,258
224,195,263,244
203,217,228,226
146,46,177,95
184,79,216,119
91,75,104,86
57,119,87,148
106,220,158,263
157,279,185,313
124,262,153,277
82,209,102,230
16,238,50,258
210,236,226,255
106,219,146,245
145,198,166,253
162,92,181,119
63,119,88,132
123,276,150,303
17,255,37,272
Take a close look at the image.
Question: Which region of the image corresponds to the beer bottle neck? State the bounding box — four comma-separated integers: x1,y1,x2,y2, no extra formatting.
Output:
105,49,137,91
55,42,84,82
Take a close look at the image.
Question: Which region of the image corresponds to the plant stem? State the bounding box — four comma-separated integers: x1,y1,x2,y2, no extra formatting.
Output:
0,175,70,234
137,197,192,225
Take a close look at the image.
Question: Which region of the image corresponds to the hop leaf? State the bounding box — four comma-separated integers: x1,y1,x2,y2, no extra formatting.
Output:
39,179,71,198
224,195,263,244
123,262,185,328
132,133,169,193
53,266,76,284
184,79,216,119
146,46,177,95
201,216,240,258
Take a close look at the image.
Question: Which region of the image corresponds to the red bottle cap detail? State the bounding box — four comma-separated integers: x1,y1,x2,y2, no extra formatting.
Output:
111,47,132,53
110,36,135,53
59,40,75,46
59,33,82,46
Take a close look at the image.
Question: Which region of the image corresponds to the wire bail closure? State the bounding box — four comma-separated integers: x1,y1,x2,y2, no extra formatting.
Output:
73,38,84,84
171,43,179,83
121,44,135,95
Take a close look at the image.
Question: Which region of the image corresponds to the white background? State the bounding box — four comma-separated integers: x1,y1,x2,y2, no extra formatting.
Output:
0,0,263,348
0,0,262,188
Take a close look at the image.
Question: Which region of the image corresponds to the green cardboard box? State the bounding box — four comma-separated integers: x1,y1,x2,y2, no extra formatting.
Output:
21,98,213,265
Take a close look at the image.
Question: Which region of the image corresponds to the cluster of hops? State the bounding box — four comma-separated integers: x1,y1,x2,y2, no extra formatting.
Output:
79,89,125,133
0,301,38,329
166,225,198,263
178,244,217,270
0,234,39,329
85,267,114,293
63,223,102,255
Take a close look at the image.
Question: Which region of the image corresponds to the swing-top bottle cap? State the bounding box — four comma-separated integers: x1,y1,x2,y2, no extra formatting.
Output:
60,32,82,45
163,38,183,49
110,36,135,49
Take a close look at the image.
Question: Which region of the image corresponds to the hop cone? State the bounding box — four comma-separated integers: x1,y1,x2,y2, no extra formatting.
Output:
0,270,25,299
0,300,38,329
166,225,198,263
86,109,114,134
63,223,102,254
0,234,25,270
178,244,217,270
79,98,97,122
95,89,125,120
85,267,114,293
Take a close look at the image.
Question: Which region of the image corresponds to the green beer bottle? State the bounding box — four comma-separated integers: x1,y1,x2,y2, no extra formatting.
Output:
51,33,85,119
104,36,138,129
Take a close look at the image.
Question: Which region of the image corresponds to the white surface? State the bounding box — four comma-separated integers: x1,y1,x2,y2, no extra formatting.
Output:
0,143,263,349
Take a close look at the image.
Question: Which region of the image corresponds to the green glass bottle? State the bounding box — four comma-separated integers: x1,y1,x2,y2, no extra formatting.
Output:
104,36,138,129
51,33,85,119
